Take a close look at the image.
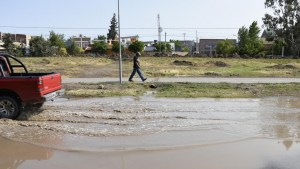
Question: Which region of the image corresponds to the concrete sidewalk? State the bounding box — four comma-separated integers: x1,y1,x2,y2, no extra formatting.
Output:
63,77,300,84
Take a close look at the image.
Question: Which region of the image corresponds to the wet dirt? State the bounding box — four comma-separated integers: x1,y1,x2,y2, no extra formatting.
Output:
0,96,300,169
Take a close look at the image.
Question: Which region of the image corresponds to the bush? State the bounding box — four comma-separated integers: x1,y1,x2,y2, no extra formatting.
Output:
128,41,144,53
59,48,68,56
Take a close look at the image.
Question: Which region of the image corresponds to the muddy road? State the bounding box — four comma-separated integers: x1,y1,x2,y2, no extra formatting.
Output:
0,96,300,169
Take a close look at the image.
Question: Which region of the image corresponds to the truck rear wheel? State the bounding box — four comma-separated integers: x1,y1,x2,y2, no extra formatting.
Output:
0,96,21,119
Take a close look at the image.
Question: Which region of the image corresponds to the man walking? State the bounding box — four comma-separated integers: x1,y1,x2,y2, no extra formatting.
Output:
129,52,147,82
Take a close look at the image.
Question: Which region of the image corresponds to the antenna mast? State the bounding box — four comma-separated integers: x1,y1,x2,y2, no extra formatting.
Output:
158,14,162,43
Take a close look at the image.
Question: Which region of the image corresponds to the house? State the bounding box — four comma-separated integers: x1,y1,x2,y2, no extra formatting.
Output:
143,41,176,52
120,35,139,47
261,30,275,51
199,39,237,55
71,35,91,49
0,32,31,47
178,40,196,52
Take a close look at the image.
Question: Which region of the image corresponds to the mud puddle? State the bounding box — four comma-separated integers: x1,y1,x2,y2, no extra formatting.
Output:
0,96,300,169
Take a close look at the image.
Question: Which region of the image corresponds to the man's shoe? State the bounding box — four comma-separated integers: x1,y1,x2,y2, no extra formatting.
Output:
129,79,133,82
142,78,147,82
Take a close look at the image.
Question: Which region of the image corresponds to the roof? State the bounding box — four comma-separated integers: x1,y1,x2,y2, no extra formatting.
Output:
261,30,276,38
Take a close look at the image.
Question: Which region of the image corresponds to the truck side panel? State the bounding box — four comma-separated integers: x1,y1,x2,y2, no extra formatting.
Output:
0,78,43,103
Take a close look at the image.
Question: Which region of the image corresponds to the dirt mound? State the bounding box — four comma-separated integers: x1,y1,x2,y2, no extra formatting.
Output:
267,64,297,69
205,61,229,67
173,60,195,66
204,72,222,76
40,58,51,64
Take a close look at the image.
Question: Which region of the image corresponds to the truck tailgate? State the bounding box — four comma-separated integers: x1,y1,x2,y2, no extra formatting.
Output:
40,73,62,95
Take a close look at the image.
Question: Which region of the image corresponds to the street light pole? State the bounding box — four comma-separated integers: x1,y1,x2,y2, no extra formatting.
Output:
118,0,122,84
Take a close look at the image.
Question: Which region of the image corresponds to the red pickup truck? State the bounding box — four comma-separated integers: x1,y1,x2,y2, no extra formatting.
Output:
0,54,64,119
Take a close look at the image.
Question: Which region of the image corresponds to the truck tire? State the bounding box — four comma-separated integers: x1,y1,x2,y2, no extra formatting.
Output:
0,96,21,119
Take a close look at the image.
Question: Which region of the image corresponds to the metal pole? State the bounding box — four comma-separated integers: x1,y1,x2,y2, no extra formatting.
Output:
118,0,122,84
164,32,167,54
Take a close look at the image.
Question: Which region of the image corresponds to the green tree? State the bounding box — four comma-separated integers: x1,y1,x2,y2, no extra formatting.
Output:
91,42,107,55
107,13,118,41
216,39,236,55
270,38,287,55
48,31,65,48
58,48,68,56
66,39,81,56
128,41,145,53
248,21,264,55
238,26,249,55
97,35,107,41
2,34,17,55
112,42,124,53
263,0,300,56
29,36,50,57
170,39,183,51
153,42,172,52
237,21,263,56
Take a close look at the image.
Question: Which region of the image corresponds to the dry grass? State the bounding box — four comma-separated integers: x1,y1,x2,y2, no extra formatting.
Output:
18,56,300,78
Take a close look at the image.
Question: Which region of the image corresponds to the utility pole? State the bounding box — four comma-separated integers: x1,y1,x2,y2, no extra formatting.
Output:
158,14,162,53
164,32,167,54
118,0,122,84
196,30,199,53
183,33,186,47
158,14,162,42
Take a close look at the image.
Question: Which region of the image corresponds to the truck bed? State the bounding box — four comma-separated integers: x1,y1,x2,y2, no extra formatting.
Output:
0,72,63,103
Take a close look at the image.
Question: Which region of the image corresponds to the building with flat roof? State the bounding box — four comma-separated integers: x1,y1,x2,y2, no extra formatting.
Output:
199,39,237,55
71,35,91,49
0,32,31,47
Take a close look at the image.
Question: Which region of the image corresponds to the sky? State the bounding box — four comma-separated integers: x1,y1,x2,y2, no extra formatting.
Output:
0,0,267,42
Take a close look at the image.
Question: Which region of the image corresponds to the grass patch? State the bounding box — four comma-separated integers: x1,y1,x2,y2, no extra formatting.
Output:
63,82,300,98
64,82,148,97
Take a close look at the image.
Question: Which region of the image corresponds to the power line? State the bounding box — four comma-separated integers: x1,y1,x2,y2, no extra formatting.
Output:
0,25,239,30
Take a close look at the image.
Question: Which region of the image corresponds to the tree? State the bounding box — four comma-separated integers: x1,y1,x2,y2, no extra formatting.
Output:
48,31,65,49
263,0,300,56
237,21,263,56
112,42,124,53
58,48,68,56
273,38,287,55
97,35,107,41
216,39,236,55
153,42,172,52
91,42,107,55
238,26,249,55
107,13,118,41
128,41,145,53
247,21,264,55
29,36,50,57
2,34,17,55
66,39,82,56
170,39,183,51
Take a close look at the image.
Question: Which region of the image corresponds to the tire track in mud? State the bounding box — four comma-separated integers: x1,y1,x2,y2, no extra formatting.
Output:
0,99,202,138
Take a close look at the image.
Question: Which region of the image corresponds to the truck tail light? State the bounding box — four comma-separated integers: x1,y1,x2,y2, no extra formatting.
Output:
37,79,44,91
